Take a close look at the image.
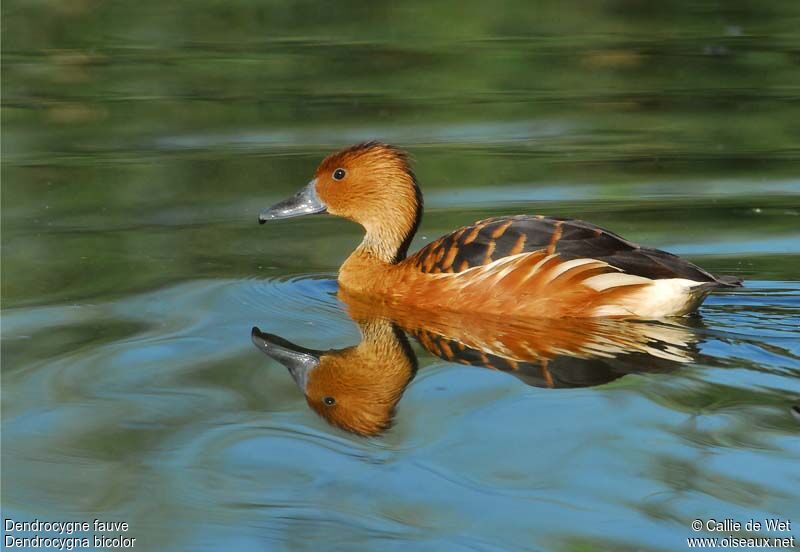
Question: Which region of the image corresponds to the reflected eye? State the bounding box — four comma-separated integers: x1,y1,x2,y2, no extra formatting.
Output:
323,396,336,406
332,168,346,181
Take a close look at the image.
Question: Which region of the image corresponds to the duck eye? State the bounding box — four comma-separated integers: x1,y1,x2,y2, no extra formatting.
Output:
323,396,336,406
332,168,346,181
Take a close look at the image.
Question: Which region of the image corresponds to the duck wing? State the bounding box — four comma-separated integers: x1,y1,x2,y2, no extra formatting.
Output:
408,215,740,286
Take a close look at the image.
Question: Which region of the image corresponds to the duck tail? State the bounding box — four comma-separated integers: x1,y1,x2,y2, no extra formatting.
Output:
713,274,744,288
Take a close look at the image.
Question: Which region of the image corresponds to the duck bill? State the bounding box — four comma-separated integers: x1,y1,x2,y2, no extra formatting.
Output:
258,180,327,224
251,327,321,391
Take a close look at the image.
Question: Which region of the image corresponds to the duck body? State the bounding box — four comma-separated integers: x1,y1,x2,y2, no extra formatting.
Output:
338,215,736,319
260,142,741,319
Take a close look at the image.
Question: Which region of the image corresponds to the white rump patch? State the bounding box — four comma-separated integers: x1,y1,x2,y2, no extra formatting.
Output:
592,278,711,318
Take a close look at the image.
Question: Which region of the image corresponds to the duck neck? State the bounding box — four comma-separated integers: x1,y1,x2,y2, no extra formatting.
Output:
339,225,411,290
338,177,423,290
357,222,412,264
342,197,422,272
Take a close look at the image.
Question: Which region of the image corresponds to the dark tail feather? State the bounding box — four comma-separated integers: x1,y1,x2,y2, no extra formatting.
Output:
715,274,744,287
693,274,743,294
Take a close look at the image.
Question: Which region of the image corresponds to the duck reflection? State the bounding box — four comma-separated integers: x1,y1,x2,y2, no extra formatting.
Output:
252,294,701,436
252,320,416,436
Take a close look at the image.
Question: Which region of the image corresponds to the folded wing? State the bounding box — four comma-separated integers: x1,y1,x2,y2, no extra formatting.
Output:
408,215,741,287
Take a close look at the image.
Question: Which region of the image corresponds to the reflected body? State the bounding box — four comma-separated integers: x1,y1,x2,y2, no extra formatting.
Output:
260,143,742,319
253,290,701,436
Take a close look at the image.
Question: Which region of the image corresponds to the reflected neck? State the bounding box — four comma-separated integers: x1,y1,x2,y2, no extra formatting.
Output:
356,318,418,379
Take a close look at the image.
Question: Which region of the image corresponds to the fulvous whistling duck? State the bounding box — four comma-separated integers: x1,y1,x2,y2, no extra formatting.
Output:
259,142,742,319
252,296,698,435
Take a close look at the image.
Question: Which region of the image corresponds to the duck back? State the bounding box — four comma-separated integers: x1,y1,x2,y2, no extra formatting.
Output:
408,215,740,286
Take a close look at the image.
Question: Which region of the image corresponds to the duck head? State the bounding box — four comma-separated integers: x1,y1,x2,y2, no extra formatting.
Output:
251,321,417,437
259,142,423,262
